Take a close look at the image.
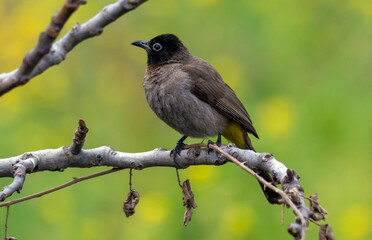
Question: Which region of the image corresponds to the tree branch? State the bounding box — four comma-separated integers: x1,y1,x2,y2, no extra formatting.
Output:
0,0,86,96
0,120,330,239
0,0,148,96
0,144,227,179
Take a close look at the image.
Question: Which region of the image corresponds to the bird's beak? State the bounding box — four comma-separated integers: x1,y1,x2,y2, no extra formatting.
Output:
131,40,151,52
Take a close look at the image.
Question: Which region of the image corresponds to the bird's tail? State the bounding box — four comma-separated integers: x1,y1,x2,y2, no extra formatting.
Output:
243,131,255,151
223,124,282,204
242,132,282,204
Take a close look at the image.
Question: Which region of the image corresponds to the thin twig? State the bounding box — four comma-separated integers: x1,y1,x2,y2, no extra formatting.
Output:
129,168,133,190
0,168,124,207
308,217,322,227
282,203,285,225
183,143,206,149
70,119,89,155
4,205,10,239
175,169,182,188
208,144,307,240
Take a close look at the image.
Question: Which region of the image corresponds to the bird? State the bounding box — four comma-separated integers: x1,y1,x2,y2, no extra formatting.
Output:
132,33,281,204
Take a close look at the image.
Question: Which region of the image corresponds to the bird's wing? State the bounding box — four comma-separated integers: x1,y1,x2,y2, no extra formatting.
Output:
182,57,258,138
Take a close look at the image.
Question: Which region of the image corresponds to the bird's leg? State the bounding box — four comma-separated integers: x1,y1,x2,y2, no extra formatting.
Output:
170,135,188,160
207,133,222,153
216,133,222,147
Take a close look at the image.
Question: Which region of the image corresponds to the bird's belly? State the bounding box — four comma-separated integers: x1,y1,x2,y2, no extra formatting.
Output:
145,87,227,138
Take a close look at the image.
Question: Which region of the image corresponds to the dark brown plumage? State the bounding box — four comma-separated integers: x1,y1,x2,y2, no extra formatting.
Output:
183,58,258,150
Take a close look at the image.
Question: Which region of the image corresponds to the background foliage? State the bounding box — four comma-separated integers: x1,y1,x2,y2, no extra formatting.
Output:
0,0,371,239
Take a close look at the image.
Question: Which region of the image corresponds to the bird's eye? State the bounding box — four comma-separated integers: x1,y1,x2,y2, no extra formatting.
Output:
152,43,162,51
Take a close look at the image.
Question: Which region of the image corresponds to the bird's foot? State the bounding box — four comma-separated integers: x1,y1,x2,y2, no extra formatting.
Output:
170,142,186,160
207,140,215,154
207,133,222,153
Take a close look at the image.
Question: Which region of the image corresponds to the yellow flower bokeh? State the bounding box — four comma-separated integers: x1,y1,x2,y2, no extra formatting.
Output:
221,204,256,237
210,54,244,90
339,204,371,239
137,192,169,225
349,0,372,17
256,96,295,138
186,165,219,184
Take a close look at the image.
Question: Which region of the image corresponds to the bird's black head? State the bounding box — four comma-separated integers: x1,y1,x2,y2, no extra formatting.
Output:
131,34,191,66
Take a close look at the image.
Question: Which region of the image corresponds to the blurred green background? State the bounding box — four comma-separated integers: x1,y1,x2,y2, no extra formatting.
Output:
0,0,371,239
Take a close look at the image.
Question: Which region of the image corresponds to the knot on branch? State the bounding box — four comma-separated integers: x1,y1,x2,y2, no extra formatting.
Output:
186,147,201,160
285,187,302,206
283,169,302,191
123,0,145,9
260,152,273,162
287,222,302,240
72,22,81,32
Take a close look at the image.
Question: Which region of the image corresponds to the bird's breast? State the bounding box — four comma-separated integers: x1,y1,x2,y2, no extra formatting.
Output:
143,65,227,138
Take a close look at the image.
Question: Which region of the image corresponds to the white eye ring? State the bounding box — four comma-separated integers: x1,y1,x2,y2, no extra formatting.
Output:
152,43,162,51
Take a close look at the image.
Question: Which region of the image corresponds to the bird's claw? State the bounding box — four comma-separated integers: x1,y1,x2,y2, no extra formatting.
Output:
207,140,214,153
170,141,186,160
216,136,222,147
207,134,221,153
